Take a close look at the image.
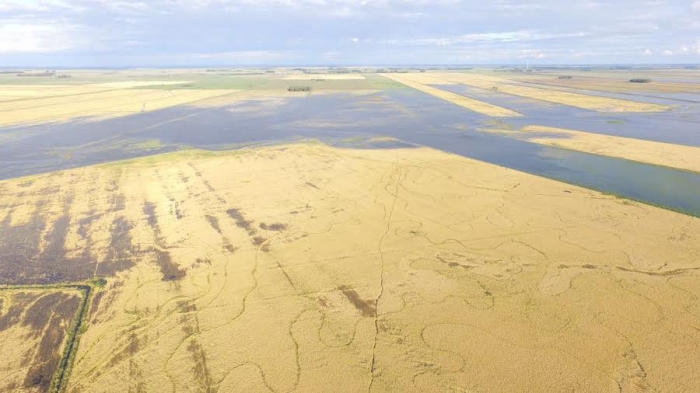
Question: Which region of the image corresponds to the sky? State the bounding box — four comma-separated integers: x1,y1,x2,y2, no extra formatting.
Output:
0,0,699,67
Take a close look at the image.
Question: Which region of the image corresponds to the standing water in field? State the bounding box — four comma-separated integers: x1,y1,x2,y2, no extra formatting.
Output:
1,89,700,216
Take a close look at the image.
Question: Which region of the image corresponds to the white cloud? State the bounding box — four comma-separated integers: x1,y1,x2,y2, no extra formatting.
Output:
0,0,698,65
383,30,590,47
0,21,84,53
191,50,290,63
663,50,673,56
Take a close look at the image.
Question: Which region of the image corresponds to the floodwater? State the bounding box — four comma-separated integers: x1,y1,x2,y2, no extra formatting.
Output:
1,89,700,216
431,84,700,147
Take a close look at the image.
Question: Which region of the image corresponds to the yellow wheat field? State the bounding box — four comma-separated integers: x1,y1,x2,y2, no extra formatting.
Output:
382,73,522,117
0,87,238,127
0,289,84,392
519,125,700,173
1,142,700,391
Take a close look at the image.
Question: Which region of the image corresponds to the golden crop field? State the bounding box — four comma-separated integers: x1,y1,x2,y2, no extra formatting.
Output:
429,73,671,112
2,142,699,391
518,125,700,173
0,84,238,127
381,74,522,117
0,289,84,392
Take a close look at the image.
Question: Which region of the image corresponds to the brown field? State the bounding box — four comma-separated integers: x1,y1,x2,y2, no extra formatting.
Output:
2,142,700,391
516,125,700,173
0,85,238,127
0,289,83,392
381,73,521,117
424,72,671,112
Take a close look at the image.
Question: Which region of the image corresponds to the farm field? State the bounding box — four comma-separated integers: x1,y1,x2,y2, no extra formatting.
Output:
0,84,238,127
515,125,700,173
1,67,700,392
0,288,86,392
381,73,522,117
282,74,366,80
1,143,700,392
406,72,671,112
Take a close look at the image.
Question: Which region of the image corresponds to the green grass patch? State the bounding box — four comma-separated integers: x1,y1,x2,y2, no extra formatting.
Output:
484,119,515,130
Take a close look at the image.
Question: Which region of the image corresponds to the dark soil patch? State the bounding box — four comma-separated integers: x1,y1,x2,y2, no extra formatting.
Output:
0,291,82,392
226,208,256,235
188,339,212,391
0,293,41,331
0,210,47,284
260,222,288,231
40,214,70,263
22,293,79,335
76,210,102,239
205,215,221,234
89,291,105,320
154,249,186,281
338,285,376,317
113,194,126,212
98,216,136,277
222,240,237,254
143,202,158,231
23,315,64,391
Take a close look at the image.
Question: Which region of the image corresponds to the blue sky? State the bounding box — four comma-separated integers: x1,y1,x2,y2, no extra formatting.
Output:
1,0,699,66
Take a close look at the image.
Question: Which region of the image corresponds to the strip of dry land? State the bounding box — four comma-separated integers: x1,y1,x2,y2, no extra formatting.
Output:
428,72,671,112
518,125,700,173
381,73,522,117
2,142,699,392
0,85,238,127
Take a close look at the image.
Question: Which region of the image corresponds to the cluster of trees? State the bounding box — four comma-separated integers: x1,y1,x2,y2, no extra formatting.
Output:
558,75,573,79
288,86,311,92
629,78,652,83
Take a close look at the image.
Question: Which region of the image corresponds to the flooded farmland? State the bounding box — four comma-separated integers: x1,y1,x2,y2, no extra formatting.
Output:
2,69,700,392
2,88,700,216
